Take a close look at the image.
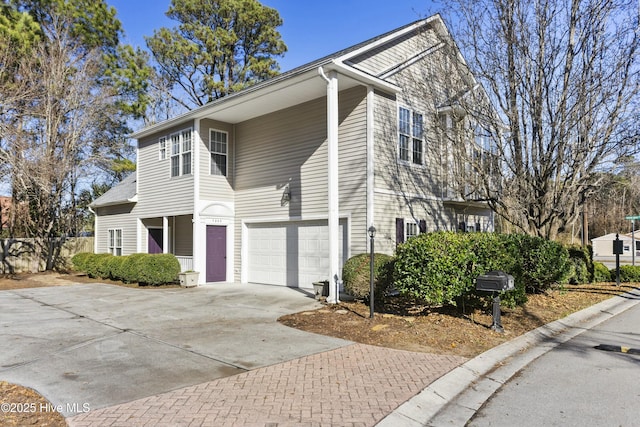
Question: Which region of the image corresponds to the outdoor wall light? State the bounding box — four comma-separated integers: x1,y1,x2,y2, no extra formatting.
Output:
281,185,291,205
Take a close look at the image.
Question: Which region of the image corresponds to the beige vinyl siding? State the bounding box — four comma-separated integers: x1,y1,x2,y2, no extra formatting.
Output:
349,26,438,76
199,118,234,201
336,86,368,256
136,120,195,218
94,204,138,255
173,215,193,256
233,86,369,280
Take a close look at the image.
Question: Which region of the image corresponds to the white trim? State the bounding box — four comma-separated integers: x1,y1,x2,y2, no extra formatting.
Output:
325,69,341,303
162,216,169,254
374,187,441,201
209,128,229,177
192,119,202,277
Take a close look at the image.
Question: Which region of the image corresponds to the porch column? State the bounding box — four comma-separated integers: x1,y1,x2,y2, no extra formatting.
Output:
192,118,202,278
162,216,169,254
326,69,340,304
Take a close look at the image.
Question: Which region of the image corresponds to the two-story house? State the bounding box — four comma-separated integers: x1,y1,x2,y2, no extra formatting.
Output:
91,14,494,298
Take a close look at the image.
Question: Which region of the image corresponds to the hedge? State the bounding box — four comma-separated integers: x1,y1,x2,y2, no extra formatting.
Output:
617,265,640,282
593,261,612,282
72,252,181,285
393,232,571,308
342,253,394,301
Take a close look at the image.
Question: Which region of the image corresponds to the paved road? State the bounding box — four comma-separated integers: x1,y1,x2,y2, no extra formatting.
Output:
468,300,640,427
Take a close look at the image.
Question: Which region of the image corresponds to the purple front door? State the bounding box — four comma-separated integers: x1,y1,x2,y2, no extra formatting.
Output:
148,228,163,254
206,226,226,282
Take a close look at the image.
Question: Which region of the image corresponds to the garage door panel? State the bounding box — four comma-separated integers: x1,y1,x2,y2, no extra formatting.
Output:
247,220,346,288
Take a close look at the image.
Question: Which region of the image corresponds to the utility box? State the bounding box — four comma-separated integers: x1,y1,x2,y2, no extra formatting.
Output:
476,271,514,292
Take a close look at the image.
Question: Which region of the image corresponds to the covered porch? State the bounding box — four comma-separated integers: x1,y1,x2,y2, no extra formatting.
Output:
140,214,193,272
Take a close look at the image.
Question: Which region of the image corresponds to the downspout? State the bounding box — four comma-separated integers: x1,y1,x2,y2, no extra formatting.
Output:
88,206,98,253
318,66,340,304
366,85,375,250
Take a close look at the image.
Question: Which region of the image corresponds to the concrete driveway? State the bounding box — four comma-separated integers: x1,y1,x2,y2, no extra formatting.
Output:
0,283,351,416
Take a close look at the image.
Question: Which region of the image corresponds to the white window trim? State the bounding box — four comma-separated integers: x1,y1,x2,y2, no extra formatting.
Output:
405,219,419,241
169,128,193,178
108,228,123,256
159,136,167,160
209,128,229,177
398,106,424,166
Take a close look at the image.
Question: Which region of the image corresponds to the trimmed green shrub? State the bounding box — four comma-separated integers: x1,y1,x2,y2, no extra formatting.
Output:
84,253,113,278
618,265,640,282
71,252,93,272
120,253,147,283
137,253,181,285
392,232,571,308
104,255,126,281
593,261,612,282
516,234,571,293
566,245,594,284
342,253,394,301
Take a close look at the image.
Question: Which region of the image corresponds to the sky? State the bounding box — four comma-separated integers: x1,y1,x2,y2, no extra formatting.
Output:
108,0,441,72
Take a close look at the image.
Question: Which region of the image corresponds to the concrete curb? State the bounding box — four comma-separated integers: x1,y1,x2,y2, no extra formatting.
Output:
376,287,640,427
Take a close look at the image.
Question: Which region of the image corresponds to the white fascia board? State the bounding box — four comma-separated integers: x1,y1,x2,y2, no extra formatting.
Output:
327,60,401,94
131,65,331,140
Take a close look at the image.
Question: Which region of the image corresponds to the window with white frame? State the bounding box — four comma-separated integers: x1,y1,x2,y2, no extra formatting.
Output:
159,136,167,160
170,128,192,177
398,107,424,165
210,129,228,176
405,221,418,240
108,229,122,256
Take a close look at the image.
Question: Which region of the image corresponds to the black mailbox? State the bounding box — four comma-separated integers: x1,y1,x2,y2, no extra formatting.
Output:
476,271,514,292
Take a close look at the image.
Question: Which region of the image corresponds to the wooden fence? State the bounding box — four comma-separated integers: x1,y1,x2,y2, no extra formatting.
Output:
0,237,94,273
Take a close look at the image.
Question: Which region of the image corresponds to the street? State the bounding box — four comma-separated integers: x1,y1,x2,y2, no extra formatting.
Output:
468,298,640,426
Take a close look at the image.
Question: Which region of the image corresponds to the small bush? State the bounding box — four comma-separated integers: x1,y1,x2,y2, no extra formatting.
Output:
618,265,640,282
104,256,126,281
71,252,93,272
342,253,394,301
84,253,113,278
593,261,612,282
120,253,147,283
137,253,181,285
566,245,593,284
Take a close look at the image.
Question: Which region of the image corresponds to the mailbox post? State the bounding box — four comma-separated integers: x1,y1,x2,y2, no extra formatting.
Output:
613,233,623,286
476,271,515,333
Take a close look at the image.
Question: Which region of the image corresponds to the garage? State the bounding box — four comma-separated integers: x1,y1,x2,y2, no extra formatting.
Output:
247,219,347,288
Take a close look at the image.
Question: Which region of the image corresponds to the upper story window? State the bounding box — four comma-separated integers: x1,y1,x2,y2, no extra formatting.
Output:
159,136,167,160
398,107,424,165
169,128,192,177
210,129,228,176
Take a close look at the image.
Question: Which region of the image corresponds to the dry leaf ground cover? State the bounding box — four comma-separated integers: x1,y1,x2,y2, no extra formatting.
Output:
0,272,635,426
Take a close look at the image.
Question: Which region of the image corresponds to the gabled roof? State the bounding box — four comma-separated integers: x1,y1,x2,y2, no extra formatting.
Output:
90,173,137,208
132,14,448,139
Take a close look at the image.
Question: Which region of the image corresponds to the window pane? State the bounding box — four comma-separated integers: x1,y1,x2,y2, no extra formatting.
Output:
182,152,192,175
399,107,410,134
412,138,422,164
210,130,227,154
399,135,409,161
211,153,227,176
115,229,122,246
413,113,423,138
171,156,180,177
159,137,167,160
182,130,192,152
171,134,180,155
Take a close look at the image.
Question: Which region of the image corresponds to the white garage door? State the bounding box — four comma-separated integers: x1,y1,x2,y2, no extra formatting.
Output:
247,220,346,288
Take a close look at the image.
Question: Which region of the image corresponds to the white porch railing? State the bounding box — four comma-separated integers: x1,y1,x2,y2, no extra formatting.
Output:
175,256,193,272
